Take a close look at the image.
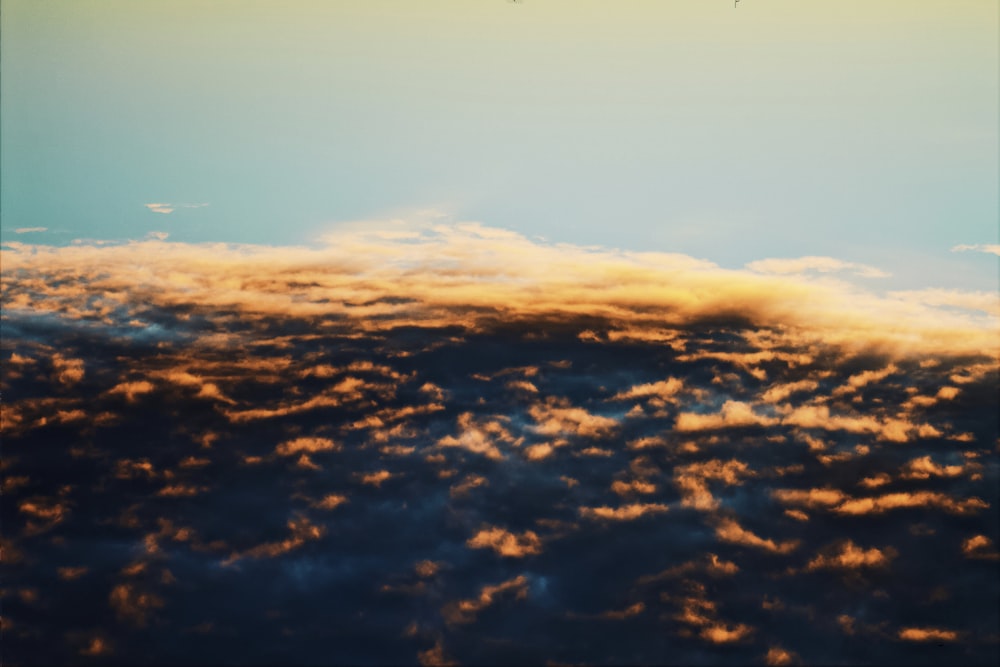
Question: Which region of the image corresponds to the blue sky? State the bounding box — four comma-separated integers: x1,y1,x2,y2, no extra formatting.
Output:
2,0,997,291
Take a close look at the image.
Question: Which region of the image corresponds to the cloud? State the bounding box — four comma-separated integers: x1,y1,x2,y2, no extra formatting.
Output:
745,256,889,278
951,243,1000,256
13,227,47,233
466,526,542,558
107,381,156,402
144,203,209,215
897,627,959,642
223,516,325,565
804,540,893,571
578,502,669,521
962,535,1000,560
274,437,339,457
675,401,777,432
1,219,997,665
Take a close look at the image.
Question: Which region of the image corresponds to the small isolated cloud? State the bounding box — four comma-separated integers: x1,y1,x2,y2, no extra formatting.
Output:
951,244,1000,257
467,526,542,558
14,227,47,234
746,256,889,278
144,202,209,215
146,231,169,241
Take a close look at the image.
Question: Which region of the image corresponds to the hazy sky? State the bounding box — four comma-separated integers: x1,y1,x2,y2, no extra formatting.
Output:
2,0,997,290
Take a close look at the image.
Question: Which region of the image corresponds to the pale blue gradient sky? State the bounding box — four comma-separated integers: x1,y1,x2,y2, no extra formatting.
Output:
2,0,997,291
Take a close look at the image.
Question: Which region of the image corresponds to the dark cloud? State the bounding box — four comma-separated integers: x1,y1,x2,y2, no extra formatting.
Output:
2,230,998,665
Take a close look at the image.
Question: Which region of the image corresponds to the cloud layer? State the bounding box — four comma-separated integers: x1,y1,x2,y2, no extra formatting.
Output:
2,223,997,665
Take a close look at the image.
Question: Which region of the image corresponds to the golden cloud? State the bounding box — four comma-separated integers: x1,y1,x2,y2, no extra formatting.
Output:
3,222,995,359
467,526,543,558
578,502,669,521
441,575,529,625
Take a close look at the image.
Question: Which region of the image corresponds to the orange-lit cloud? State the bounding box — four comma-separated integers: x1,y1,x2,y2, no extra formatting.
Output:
274,437,339,457
107,381,156,402
675,401,777,432
578,503,669,521
109,583,164,627
5,222,994,360
962,534,1000,560
897,627,958,642
713,518,798,554
529,398,618,439
223,516,325,565
804,540,893,571
441,575,529,625
467,526,542,558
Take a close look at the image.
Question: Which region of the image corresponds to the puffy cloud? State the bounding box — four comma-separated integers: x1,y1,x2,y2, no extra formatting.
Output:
274,437,339,457
675,401,777,432
578,503,669,521
804,540,893,571
529,399,618,439
358,470,393,487
962,535,999,560
52,355,85,386
107,381,156,402
700,622,753,644
467,526,542,558
611,479,657,496
780,404,918,442
897,627,959,642
674,459,753,510
771,487,846,509
900,455,964,480
437,413,510,461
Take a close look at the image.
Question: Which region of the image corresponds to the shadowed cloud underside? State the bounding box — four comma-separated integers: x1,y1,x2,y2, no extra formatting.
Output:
2,223,998,665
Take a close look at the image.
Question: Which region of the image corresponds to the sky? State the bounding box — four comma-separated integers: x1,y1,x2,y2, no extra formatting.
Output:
2,3,999,665
2,0,998,292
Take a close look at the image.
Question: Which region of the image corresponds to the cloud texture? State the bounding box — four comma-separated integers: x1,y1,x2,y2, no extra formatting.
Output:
2,222,997,665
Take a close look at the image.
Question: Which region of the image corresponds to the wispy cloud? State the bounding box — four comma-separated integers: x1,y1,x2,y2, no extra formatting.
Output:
13,227,48,234
144,203,209,215
951,244,1000,257
745,256,889,278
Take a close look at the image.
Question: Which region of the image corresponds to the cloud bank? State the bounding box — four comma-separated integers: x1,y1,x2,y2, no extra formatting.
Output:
2,222,997,665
